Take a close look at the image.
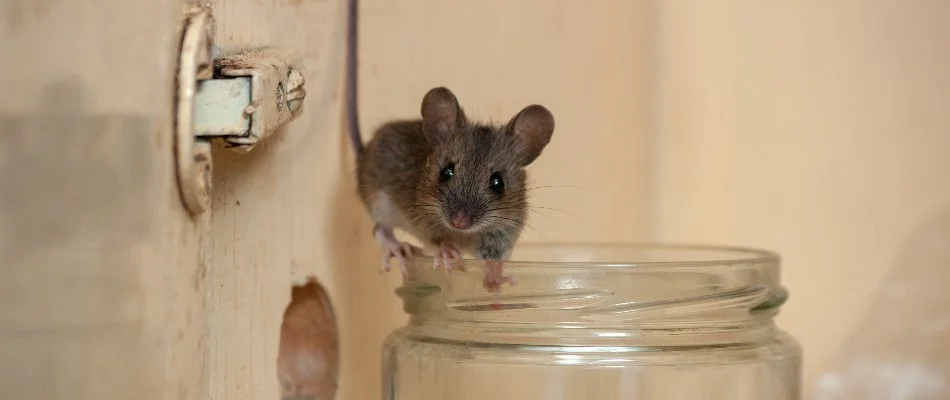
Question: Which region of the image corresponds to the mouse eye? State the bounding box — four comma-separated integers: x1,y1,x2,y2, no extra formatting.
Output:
439,163,455,183
489,172,505,195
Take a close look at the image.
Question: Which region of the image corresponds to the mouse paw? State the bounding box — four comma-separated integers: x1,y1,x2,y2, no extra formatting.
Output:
433,242,465,273
380,241,422,277
483,260,517,293
374,225,422,277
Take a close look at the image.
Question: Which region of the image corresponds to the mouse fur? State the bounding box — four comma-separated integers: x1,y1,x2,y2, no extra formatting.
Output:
352,87,553,290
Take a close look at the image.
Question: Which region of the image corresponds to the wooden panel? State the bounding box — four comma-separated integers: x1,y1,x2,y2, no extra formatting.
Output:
649,0,950,393
0,1,208,400
205,0,360,399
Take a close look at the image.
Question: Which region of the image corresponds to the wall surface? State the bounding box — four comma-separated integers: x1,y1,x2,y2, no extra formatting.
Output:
649,0,950,394
359,0,652,244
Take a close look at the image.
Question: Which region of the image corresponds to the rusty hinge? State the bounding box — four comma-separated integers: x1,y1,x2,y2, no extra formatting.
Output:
175,5,306,215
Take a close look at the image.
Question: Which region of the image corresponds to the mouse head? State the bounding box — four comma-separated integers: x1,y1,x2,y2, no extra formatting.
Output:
417,87,554,235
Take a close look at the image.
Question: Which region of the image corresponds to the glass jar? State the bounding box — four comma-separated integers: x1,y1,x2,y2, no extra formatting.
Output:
382,243,802,400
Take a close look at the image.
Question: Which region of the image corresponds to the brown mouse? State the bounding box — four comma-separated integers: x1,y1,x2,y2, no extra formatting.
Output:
347,86,554,292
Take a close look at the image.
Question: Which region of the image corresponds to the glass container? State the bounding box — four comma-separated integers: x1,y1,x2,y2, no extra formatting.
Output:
382,243,801,400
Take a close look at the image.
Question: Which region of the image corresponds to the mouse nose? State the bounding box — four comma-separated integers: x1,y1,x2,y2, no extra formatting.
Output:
450,212,472,229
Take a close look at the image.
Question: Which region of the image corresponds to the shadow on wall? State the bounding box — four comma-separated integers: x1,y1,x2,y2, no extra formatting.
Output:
813,205,950,400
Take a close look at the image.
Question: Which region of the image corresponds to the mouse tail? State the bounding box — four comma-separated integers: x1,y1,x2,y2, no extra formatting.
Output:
346,0,364,157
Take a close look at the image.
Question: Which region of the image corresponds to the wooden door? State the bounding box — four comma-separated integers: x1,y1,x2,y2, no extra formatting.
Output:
0,1,208,399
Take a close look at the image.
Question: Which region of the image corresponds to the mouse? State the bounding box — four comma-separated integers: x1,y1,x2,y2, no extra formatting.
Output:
344,0,555,292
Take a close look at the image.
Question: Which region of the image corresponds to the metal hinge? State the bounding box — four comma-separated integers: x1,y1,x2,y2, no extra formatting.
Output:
175,5,306,215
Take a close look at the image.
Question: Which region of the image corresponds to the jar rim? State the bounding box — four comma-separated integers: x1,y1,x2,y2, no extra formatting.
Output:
410,241,780,268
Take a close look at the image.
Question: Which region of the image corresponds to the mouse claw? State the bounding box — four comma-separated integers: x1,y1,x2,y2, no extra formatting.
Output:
433,242,465,273
483,274,516,293
380,241,422,278
483,260,516,293
380,253,391,274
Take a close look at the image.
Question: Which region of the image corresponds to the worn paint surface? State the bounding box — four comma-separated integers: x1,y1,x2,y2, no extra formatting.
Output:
0,1,208,400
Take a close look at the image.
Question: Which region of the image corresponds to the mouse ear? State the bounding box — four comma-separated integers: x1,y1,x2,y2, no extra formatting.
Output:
421,87,464,139
506,104,554,166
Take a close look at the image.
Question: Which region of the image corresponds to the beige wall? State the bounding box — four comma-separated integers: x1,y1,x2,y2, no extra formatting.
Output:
649,1,950,393
359,0,651,243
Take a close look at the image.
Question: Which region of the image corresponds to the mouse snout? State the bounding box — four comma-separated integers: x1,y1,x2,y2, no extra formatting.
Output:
450,212,472,229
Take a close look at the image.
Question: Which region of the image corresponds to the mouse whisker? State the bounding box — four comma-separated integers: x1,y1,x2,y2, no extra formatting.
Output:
404,205,441,224
524,185,593,193
406,212,441,235
524,208,557,224
486,215,541,237
406,202,439,210
484,204,528,213
525,205,581,219
484,214,524,228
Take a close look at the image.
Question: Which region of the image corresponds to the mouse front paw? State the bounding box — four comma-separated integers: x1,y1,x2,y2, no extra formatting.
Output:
380,241,422,276
374,225,422,276
483,260,517,293
433,241,465,273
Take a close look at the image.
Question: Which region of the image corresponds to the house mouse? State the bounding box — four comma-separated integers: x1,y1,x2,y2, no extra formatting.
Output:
344,0,555,292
